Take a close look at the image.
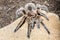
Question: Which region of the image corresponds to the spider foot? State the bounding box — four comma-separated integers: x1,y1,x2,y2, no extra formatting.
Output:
27,34,30,38
14,26,19,32
47,30,50,34
14,29,17,32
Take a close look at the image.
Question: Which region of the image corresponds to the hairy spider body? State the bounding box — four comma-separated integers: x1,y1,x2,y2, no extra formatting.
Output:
14,2,50,38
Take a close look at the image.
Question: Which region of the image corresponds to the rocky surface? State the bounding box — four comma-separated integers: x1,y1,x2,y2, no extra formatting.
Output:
0,13,60,40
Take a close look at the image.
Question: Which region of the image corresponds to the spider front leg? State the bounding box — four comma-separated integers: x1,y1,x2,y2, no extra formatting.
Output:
14,16,27,32
41,21,50,34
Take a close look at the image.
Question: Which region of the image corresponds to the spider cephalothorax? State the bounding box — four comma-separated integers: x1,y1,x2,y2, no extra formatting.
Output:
14,2,50,38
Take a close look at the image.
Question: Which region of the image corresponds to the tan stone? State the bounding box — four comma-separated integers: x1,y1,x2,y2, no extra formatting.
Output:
0,12,60,40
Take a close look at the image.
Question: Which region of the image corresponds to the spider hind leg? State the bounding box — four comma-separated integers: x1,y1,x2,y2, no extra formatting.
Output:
41,21,50,34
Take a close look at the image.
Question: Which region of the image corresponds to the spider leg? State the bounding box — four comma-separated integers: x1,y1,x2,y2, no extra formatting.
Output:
36,19,40,29
37,11,49,21
31,18,36,29
41,21,50,34
27,22,32,38
31,22,35,29
40,13,49,21
14,16,27,32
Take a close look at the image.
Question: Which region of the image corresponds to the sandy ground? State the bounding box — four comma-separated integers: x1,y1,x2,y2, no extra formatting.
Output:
0,13,60,40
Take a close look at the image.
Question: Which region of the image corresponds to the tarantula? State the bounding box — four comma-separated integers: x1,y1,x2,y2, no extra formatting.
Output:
14,2,50,38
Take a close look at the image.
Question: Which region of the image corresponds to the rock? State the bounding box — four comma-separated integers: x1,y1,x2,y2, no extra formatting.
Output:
0,12,60,40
